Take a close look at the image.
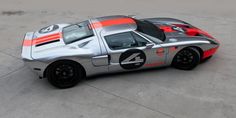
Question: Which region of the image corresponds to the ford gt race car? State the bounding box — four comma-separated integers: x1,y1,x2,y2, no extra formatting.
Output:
21,15,219,88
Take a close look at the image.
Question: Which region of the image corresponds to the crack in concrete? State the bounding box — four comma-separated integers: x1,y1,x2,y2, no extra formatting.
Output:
0,65,26,80
0,50,22,61
84,83,176,118
0,51,25,80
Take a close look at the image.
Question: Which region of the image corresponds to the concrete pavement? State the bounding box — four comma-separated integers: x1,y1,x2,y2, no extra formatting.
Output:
0,0,236,118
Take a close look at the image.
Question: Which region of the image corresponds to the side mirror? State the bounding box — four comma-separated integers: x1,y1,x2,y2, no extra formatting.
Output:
146,43,154,49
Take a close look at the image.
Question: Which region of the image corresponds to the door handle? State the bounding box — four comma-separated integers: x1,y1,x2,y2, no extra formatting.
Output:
92,55,109,66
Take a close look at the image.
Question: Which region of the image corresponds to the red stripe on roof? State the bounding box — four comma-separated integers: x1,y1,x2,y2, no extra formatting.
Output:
91,18,135,29
159,26,175,32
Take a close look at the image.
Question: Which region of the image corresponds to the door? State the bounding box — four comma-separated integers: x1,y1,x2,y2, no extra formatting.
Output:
103,31,166,72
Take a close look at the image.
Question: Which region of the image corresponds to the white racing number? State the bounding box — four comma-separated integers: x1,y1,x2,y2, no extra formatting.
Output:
119,49,146,70
121,53,144,65
39,25,59,34
173,26,184,32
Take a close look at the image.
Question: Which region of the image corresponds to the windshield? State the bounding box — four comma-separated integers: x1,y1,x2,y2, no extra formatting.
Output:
134,19,166,41
63,20,94,44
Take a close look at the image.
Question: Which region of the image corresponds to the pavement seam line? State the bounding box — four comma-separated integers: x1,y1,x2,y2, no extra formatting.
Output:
0,50,22,60
84,83,176,118
0,65,26,80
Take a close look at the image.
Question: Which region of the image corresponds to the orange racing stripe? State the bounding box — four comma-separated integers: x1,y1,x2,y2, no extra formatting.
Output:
35,35,60,44
35,33,60,41
23,40,33,46
23,18,134,46
23,33,61,46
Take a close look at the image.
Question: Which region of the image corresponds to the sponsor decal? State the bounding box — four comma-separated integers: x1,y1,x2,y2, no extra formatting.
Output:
169,47,177,52
156,48,165,57
119,49,146,70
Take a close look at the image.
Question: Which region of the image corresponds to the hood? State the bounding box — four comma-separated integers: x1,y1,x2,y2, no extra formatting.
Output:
144,18,219,44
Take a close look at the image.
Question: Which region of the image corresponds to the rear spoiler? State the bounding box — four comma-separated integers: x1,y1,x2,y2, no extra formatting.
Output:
21,32,34,60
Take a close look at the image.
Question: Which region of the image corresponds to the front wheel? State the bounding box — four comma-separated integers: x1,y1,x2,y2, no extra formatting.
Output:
172,47,200,70
47,61,84,89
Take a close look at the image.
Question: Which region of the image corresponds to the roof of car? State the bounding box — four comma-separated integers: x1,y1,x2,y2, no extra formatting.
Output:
90,15,137,35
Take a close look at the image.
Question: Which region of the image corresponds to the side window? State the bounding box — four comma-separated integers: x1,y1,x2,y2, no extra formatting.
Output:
105,32,137,50
132,33,149,47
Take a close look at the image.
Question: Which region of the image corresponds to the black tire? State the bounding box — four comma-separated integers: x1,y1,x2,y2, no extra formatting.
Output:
46,60,84,89
172,47,200,70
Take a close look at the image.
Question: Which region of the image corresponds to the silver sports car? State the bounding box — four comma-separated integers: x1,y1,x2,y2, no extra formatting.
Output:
21,15,219,88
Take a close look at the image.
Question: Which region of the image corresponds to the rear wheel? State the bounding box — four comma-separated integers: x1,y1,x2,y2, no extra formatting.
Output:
47,61,83,89
172,47,200,70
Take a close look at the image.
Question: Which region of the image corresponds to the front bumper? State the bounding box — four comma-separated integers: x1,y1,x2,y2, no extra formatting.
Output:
202,46,219,59
23,60,48,78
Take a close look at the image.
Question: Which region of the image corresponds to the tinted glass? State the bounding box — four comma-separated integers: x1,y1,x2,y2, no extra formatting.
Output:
134,19,166,41
105,32,137,50
132,33,149,46
105,32,150,50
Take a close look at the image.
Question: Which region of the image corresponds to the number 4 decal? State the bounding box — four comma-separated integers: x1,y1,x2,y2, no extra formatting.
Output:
119,49,146,70
39,25,59,34
121,53,144,65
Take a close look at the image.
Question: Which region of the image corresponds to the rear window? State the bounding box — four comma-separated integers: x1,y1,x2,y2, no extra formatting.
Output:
134,19,166,41
63,21,94,44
